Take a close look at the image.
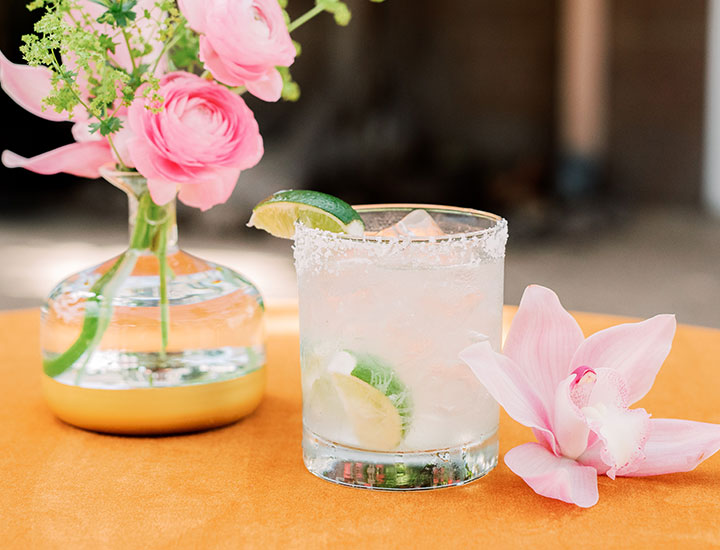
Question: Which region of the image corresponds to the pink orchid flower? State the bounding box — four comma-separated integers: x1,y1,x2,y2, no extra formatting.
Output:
460,285,720,508
0,0,164,178
0,49,112,178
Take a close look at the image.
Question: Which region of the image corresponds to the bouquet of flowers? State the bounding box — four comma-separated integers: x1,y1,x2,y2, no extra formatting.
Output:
1,0,382,206
0,0,382,433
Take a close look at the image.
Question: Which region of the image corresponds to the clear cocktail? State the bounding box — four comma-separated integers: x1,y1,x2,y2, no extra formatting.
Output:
294,204,507,489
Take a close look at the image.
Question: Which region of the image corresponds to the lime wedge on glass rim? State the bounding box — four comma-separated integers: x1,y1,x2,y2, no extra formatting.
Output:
247,190,365,238
327,350,412,451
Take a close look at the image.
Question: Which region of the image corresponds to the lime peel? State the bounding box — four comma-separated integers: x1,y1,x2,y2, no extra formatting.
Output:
248,189,364,239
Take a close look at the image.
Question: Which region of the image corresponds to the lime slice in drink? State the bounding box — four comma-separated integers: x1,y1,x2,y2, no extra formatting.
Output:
328,351,412,450
247,190,364,238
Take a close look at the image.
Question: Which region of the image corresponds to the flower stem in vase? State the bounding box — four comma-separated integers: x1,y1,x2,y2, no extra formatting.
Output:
156,222,170,362
43,190,174,379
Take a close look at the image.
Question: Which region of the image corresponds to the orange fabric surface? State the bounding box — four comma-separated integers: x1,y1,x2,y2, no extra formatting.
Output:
1,305,719,549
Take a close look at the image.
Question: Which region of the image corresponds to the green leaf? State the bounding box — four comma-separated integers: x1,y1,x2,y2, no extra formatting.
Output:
128,63,150,88
168,21,200,72
96,0,138,27
89,116,123,136
102,117,123,136
99,33,117,54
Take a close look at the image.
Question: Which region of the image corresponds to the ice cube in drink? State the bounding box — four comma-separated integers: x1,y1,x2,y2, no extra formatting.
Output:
375,208,445,237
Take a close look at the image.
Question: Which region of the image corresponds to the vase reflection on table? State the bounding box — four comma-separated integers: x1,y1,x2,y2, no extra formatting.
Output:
40,167,266,434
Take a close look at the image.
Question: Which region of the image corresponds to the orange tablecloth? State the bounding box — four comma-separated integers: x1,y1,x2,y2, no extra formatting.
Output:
1,305,719,549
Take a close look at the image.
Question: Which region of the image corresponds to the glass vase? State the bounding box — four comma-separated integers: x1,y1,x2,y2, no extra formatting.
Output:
40,166,266,434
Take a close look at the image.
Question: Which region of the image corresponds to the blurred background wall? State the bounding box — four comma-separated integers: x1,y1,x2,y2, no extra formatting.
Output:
1,0,718,325
1,0,711,217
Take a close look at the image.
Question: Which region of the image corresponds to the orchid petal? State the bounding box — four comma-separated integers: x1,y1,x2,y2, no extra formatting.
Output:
71,122,102,143
146,178,178,206
110,125,135,168
531,428,559,453
624,419,720,477
176,167,240,211
244,68,283,102
503,285,585,412
2,141,112,179
577,438,611,475
460,342,558,453
570,314,676,405
0,50,69,122
504,442,599,508
553,373,592,460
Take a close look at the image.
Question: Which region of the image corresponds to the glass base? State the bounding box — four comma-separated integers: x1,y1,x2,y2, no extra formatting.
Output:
302,427,498,490
42,367,266,435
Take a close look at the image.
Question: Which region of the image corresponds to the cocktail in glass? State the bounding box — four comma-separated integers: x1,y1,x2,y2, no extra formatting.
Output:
294,204,507,489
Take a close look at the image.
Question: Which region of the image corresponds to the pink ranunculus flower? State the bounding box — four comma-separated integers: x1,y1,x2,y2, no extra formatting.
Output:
126,72,263,211
178,0,296,102
460,285,720,508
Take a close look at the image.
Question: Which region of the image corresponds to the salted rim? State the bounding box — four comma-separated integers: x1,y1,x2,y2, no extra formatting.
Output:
294,203,507,243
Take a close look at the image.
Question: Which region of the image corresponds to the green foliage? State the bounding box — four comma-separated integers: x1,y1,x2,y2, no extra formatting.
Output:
278,66,300,102
93,0,138,27
18,0,389,133
26,0,49,11
168,19,200,73
316,0,351,26
98,33,117,54
332,5,351,26
18,0,171,135
88,116,123,136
